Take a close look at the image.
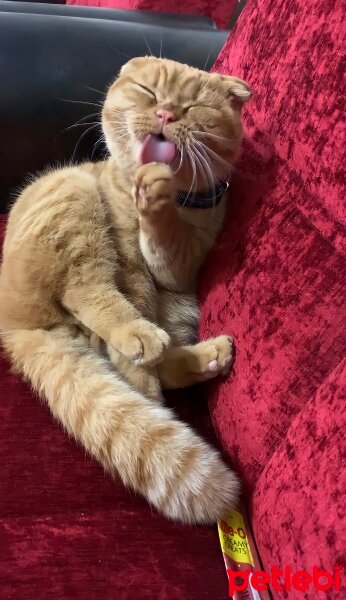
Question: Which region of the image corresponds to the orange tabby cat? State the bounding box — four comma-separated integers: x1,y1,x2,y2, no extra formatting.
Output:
0,57,251,523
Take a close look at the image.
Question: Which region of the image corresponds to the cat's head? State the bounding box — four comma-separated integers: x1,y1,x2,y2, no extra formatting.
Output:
102,57,251,189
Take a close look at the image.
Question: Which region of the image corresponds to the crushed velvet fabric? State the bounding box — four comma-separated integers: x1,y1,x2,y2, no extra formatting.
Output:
199,0,345,597
66,0,237,29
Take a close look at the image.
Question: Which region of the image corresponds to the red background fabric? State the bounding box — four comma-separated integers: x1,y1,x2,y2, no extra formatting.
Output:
199,0,345,596
66,0,237,29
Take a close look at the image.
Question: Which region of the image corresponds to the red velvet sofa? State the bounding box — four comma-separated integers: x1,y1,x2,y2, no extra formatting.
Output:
1,1,345,599
199,0,345,596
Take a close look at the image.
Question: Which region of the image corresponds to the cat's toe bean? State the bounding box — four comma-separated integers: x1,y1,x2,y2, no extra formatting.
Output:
208,359,218,371
189,335,234,380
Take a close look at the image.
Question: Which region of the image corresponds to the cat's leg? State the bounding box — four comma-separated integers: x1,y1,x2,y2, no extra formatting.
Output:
1,325,239,523
157,336,234,390
78,326,163,401
107,345,163,401
132,164,234,391
133,163,209,291
64,274,166,401
64,278,170,367
55,172,170,367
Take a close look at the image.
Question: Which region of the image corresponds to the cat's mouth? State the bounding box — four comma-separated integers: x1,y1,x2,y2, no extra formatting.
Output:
139,134,178,166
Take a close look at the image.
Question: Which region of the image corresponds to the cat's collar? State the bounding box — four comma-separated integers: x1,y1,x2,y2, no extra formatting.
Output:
175,180,230,209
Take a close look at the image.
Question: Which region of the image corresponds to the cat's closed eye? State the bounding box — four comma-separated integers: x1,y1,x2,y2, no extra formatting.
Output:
136,83,157,100
185,105,220,112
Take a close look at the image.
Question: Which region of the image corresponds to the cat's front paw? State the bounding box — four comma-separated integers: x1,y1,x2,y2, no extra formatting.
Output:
133,163,176,217
110,319,171,366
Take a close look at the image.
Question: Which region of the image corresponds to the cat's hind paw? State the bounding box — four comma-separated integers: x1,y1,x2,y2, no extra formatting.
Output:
190,335,234,380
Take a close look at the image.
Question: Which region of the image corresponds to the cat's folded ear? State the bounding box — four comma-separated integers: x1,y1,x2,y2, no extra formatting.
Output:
120,56,155,75
220,75,252,103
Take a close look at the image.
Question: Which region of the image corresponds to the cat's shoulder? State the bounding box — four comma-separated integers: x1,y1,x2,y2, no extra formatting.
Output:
18,160,106,195
4,163,108,242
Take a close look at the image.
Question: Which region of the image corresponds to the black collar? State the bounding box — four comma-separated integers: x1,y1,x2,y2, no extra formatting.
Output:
176,180,230,209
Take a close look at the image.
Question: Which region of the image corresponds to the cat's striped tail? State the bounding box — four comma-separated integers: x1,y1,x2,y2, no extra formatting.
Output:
1,325,239,523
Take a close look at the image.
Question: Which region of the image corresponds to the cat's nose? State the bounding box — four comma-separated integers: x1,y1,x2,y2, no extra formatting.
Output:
155,109,177,124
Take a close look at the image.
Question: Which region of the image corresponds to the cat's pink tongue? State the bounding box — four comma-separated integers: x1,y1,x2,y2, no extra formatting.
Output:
140,134,177,165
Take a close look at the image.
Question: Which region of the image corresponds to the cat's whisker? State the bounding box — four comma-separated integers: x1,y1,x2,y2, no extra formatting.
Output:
196,138,247,179
125,135,137,154
113,126,128,135
189,143,225,217
172,147,184,175
202,48,213,72
198,78,211,96
193,131,231,145
71,123,101,163
84,85,106,97
185,145,198,205
188,146,198,191
115,132,131,144
143,36,154,57
54,113,101,142
192,141,226,182
57,97,104,109
63,120,100,132
72,113,100,125
109,125,128,133
111,131,129,140
107,123,128,133
159,31,163,59
194,139,231,165
189,146,207,188
91,134,107,160
194,139,233,179
129,128,140,142
192,145,218,201
108,44,131,60
190,141,216,198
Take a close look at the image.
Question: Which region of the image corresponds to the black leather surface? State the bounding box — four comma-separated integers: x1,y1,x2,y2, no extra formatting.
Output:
0,1,217,29
0,9,228,210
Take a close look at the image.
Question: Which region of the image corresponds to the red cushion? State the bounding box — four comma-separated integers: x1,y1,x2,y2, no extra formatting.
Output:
199,0,345,593
66,0,237,29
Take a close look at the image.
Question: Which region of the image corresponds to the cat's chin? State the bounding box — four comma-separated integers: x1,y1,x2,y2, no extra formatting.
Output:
139,134,178,166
